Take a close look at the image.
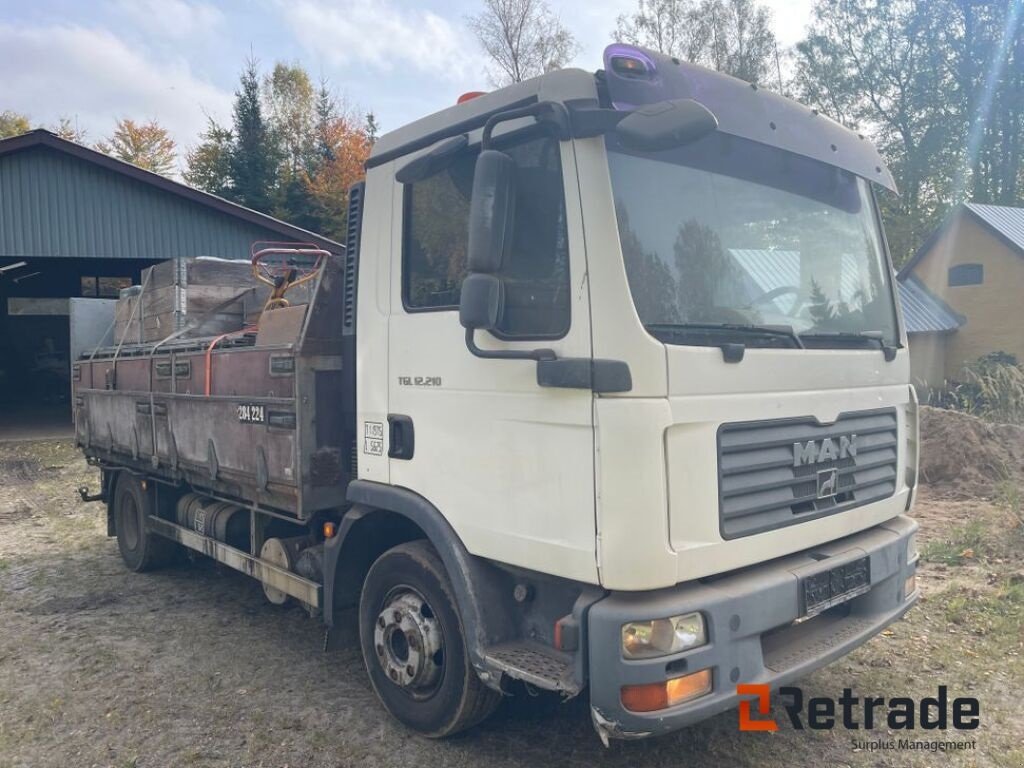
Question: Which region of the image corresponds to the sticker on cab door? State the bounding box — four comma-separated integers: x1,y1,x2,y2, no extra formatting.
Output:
363,422,384,456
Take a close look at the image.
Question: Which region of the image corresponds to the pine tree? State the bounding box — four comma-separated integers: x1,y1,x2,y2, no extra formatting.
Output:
807,279,834,327
184,118,233,197
229,58,278,213
314,81,339,163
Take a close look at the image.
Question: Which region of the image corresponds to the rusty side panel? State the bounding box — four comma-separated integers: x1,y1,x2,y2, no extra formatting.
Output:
73,255,350,520
207,348,295,398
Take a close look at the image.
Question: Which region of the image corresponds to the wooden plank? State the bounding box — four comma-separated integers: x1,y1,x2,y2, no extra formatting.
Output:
142,284,250,317
141,260,178,290
138,284,178,316
120,258,319,343
187,258,255,286
184,285,254,314
256,304,307,346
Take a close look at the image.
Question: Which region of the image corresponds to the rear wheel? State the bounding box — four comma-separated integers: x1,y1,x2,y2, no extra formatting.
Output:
113,473,176,572
359,540,500,737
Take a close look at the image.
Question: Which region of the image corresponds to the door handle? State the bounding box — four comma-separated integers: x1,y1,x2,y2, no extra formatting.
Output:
388,414,415,460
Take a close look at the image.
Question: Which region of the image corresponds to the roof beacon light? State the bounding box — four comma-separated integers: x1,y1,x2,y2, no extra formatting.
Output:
458,91,486,105
607,45,656,79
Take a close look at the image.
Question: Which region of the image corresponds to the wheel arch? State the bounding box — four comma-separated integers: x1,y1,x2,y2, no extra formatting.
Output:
324,480,514,684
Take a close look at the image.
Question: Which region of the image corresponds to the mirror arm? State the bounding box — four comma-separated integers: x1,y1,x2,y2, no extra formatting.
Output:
464,328,555,362
464,331,633,393
566,107,628,138
481,101,571,149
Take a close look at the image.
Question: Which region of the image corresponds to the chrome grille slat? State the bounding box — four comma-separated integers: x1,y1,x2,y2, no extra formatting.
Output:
720,422,896,454
722,450,898,498
721,431,898,475
717,409,899,539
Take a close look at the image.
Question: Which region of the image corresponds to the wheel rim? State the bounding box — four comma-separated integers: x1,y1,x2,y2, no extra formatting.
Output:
373,587,445,699
121,494,140,550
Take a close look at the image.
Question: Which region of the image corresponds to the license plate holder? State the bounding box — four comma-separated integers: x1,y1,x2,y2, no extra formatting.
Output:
801,556,871,617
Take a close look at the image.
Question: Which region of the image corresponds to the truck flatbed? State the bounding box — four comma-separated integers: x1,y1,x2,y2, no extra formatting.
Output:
73,255,353,519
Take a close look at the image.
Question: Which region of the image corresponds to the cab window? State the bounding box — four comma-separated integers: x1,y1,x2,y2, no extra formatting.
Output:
403,134,570,339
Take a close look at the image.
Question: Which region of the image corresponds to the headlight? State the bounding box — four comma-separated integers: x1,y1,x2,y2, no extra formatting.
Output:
621,612,706,659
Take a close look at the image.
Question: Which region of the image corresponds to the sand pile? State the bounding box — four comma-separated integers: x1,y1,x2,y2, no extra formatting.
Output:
919,405,1024,496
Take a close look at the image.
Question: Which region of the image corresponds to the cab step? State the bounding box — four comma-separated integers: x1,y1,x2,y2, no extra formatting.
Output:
483,641,580,694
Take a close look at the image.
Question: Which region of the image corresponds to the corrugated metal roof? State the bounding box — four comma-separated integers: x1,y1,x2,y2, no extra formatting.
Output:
729,249,869,312
899,202,1024,278
0,130,341,259
897,276,962,334
965,203,1024,254
729,247,961,334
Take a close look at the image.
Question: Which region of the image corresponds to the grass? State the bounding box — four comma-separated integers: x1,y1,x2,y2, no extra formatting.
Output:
942,579,1024,637
921,483,1024,565
921,519,991,565
928,357,1024,425
994,477,1024,533
3,438,1023,767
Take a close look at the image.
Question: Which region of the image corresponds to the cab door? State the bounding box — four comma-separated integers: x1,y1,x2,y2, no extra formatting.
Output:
384,132,598,584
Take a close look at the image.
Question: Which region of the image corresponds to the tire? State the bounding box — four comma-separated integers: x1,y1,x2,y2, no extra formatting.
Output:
359,540,501,737
112,473,176,572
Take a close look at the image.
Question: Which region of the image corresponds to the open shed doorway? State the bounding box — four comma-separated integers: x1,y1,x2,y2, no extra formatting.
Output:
0,257,157,441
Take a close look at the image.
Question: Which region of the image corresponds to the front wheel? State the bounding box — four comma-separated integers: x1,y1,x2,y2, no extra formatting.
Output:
358,540,500,737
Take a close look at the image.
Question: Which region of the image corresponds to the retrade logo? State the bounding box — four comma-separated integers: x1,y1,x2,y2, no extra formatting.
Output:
736,684,980,732
737,684,778,731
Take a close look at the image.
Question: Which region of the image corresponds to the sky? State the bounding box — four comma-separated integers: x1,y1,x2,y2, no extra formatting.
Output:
0,0,814,157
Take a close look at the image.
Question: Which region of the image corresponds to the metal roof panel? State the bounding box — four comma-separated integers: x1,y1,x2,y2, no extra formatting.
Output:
897,275,963,334
965,203,1024,254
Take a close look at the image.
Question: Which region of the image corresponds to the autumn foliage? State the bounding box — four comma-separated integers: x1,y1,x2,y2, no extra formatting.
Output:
181,60,373,242
304,115,372,239
96,118,177,176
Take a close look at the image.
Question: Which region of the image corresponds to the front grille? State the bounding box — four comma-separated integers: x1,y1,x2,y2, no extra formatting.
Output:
718,409,898,539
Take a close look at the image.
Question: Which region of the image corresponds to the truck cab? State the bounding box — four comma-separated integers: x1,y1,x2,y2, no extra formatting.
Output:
74,44,919,743
351,44,918,739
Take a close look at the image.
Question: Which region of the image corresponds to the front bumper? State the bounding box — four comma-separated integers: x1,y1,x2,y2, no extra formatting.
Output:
587,515,918,740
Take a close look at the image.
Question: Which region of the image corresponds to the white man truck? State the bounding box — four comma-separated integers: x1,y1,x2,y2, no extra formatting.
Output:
72,44,920,742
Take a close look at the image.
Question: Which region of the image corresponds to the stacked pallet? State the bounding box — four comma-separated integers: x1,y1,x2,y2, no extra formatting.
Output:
114,258,272,344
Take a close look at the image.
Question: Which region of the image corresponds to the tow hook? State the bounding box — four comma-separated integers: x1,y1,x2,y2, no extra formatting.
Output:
77,485,104,503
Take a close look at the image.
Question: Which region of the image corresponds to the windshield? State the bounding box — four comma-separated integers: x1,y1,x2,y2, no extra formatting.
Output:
608,133,899,347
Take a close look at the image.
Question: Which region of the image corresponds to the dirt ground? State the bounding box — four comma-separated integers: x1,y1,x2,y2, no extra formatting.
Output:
1,418,1022,767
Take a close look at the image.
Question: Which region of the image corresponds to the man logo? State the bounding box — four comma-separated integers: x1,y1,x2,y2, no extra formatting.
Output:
793,435,857,467
817,468,840,499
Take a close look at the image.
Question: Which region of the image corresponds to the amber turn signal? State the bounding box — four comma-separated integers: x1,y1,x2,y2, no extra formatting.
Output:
904,573,916,598
620,669,713,713
323,521,337,539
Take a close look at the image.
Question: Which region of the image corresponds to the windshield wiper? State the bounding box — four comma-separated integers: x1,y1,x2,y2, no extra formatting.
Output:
647,323,805,348
645,322,805,363
800,330,898,361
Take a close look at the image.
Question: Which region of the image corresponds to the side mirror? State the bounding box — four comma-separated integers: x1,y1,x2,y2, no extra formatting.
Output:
466,149,516,273
459,273,504,330
615,98,718,152
460,149,516,331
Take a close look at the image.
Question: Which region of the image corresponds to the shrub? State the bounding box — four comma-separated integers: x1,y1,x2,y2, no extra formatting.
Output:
927,353,1024,425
